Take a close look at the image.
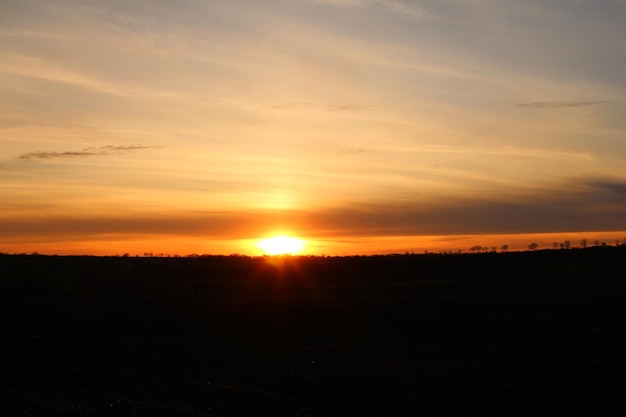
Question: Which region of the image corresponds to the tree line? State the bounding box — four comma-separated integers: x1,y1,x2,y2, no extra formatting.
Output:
467,238,626,254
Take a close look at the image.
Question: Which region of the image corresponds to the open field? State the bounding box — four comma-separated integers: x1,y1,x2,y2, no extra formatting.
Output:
2,248,626,416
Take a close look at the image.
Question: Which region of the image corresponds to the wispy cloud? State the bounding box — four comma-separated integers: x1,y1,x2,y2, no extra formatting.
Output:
335,148,367,156
313,0,423,18
328,103,374,112
374,0,424,18
516,101,605,109
0,52,186,100
271,101,372,112
18,145,155,162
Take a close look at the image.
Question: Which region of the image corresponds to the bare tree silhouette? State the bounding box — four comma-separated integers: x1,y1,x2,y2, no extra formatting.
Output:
469,245,482,254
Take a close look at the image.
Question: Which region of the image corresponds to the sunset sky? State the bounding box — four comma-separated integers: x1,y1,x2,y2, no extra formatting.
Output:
2,0,626,256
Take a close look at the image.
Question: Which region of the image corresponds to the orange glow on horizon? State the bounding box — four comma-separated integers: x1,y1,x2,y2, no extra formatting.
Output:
2,231,625,258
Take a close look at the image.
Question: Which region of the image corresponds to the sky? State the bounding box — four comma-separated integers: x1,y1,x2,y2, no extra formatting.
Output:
1,0,626,256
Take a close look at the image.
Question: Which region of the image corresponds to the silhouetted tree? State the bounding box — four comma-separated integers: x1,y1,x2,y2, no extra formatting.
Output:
469,245,482,254
580,239,587,249
552,242,559,250
500,244,508,253
528,242,538,251
593,240,601,247
563,240,571,249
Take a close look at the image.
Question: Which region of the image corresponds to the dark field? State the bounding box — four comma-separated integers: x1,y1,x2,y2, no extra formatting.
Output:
2,248,626,416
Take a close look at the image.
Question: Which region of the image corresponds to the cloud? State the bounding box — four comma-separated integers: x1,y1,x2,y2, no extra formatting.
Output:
335,148,367,156
309,178,626,237
585,179,626,198
373,0,424,18
516,101,605,109
270,101,372,112
326,104,374,112
313,0,423,18
0,211,281,240
3,178,625,241
18,145,155,161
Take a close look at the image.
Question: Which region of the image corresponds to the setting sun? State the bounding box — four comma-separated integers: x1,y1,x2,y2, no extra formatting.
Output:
257,236,305,255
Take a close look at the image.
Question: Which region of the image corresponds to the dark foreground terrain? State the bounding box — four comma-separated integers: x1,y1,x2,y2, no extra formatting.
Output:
2,247,626,416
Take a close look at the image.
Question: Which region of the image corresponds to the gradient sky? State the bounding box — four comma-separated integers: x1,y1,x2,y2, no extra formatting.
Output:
2,0,626,255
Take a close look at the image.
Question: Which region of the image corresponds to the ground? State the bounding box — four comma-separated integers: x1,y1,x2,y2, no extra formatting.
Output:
2,248,626,416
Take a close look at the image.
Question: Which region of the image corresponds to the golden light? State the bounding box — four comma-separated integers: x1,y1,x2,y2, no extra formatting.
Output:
257,235,305,255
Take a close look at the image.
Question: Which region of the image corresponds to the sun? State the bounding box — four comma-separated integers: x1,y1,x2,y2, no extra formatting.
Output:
257,235,305,255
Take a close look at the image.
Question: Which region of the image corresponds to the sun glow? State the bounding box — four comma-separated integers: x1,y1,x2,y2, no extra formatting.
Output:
257,236,305,255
